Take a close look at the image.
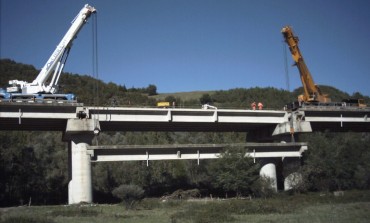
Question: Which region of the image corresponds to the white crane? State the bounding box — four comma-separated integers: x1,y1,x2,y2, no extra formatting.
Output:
4,4,96,101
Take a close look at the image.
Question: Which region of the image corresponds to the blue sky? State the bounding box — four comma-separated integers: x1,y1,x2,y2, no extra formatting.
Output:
1,0,370,96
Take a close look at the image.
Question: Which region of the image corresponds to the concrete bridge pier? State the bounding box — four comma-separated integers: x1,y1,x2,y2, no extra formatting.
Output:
64,119,98,204
68,135,93,204
282,157,303,191
259,159,278,192
258,155,306,192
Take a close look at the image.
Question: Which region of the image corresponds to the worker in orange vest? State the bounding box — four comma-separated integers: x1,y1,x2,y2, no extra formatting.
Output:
258,102,263,110
251,102,256,110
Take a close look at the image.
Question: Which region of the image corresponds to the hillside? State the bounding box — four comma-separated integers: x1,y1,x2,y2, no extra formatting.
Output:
150,91,216,102
1,59,368,109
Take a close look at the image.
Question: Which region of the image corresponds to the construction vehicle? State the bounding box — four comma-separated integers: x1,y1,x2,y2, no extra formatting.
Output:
0,4,96,103
157,102,170,108
281,26,331,104
281,25,366,109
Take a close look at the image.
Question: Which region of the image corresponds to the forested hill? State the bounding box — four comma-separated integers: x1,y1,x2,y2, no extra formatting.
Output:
1,59,368,108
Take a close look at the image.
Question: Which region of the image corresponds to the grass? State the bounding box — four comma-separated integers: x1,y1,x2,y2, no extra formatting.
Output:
1,190,370,223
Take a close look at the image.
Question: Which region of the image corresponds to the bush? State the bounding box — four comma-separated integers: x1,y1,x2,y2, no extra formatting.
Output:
112,184,145,209
251,176,276,198
164,189,201,200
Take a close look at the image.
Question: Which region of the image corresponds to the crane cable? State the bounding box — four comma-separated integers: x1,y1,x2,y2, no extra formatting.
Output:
92,12,100,144
283,41,290,92
92,12,99,106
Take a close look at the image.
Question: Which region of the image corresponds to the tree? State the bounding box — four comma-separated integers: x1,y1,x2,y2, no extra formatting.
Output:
300,132,370,191
199,93,212,105
164,95,182,107
146,84,157,96
207,146,260,197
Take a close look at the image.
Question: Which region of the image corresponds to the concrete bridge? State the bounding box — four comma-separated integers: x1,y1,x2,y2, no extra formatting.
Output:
1,103,369,204
1,103,369,133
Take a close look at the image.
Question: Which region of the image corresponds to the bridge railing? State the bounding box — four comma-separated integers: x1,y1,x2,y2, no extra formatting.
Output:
0,98,78,104
301,102,369,111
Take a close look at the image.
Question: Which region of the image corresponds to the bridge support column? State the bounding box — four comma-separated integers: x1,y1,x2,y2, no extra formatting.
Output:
64,119,98,204
68,136,93,204
282,157,303,191
259,161,278,192
284,172,303,191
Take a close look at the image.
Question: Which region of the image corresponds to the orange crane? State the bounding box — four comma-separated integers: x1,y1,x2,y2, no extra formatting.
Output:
281,26,331,104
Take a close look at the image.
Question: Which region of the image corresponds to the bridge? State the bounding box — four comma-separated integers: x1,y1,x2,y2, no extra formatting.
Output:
1,103,369,204
1,103,369,133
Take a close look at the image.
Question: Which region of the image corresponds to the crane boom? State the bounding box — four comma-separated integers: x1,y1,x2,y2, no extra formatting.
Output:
7,4,96,96
281,26,330,103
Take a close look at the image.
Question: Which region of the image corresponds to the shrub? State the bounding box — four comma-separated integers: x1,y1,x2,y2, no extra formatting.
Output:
112,184,145,209
251,176,277,198
165,189,201,200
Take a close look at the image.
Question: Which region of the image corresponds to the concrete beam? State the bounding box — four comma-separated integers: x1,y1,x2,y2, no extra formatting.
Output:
87,108,288,132
88,107,287,123
88,143,307,163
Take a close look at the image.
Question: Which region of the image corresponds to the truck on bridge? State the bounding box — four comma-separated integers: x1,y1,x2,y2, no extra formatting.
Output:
0,4,96,103
281,26,366,109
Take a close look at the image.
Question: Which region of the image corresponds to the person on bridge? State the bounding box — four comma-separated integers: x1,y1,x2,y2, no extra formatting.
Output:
251,102,256,110
258,102,263,110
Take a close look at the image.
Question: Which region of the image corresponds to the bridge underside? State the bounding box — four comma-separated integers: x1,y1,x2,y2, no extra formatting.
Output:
0,118,67,131
0,117,278,133
303,109,370,132
98,121,275,132
309,122,370,132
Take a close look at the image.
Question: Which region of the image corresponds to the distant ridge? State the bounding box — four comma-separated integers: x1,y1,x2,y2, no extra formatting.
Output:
150,91,216,101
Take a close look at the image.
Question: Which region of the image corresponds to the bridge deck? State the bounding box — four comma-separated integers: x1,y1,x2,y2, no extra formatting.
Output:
0,104,369,133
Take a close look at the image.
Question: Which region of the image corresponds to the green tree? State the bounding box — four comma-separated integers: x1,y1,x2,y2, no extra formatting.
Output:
208,146,260,197
199,93,213,105
300,132,370,191
146,84,157,96
164,95,182,107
